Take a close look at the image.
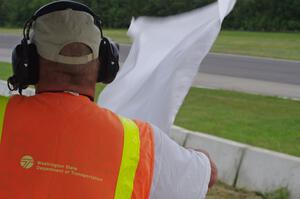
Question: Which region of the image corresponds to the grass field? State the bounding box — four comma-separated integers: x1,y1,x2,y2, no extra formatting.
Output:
0,27,22,35
1,61,299,157
212,31,300,61
1,28,300,60
0,61,12,80
104,29,131,44
175,87,300,157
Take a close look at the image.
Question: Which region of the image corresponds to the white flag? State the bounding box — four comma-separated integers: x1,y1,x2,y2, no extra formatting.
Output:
98,0,236,133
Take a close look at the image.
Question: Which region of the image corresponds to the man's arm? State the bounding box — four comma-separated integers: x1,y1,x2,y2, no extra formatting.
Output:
150,124,217,199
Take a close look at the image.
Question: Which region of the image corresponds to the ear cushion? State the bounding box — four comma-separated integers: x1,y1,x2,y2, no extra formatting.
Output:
97,38,120,84
9,43,39,90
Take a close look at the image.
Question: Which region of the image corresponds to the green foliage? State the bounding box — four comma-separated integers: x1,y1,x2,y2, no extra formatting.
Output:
0,0,214,28
223,0,300,31
0,0,51,27
0,0,299,31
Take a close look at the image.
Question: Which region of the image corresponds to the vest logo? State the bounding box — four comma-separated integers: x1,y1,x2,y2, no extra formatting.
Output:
20,155,34,169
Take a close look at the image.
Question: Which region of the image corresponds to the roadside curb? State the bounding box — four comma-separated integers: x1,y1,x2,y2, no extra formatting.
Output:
170,126,300,199
208,52,300,64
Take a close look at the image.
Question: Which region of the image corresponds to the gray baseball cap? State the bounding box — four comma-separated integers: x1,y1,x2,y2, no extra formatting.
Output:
31,9,101,64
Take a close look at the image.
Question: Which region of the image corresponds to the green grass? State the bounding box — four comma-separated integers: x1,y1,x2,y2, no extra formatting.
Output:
1,61,300,157
2,28,300,60
0,62,12,80
207,182,289,199
174,87,300,157
104,29,131,44
95,83,106,99
212,31,300,60
207,182,261,199
258,188,289,199
0,27,22,35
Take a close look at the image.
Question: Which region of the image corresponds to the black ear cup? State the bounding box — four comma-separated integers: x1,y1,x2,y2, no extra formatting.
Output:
97,38,120,84
26,44,39,85
8,43,39,92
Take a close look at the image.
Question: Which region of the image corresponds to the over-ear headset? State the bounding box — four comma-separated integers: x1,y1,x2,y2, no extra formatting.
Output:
8,0,120,94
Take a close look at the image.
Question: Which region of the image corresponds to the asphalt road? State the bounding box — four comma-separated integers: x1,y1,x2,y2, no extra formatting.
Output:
0,34,20,49
1,33,300,99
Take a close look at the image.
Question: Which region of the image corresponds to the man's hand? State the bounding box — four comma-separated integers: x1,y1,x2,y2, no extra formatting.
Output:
195,149,218,188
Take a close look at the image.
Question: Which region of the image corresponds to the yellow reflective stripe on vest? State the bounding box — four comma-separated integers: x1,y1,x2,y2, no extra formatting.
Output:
0,96,9,144
115,116,140,199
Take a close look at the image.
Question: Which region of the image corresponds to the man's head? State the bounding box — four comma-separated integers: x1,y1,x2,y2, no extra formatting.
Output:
32,6,101,65
8,1,120,99
32,5,101,99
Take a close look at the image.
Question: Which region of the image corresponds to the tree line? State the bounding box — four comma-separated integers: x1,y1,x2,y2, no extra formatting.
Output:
0,0,299,32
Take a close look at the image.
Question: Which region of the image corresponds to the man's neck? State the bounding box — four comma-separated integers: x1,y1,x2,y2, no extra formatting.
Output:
36,83,96,101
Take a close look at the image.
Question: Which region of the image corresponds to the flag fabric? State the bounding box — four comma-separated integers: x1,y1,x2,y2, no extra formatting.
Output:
98,0,236,133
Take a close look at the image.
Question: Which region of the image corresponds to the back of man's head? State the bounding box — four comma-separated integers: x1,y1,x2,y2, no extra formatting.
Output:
31,7,102,98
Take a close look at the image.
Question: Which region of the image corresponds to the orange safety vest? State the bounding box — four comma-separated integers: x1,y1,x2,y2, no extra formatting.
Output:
0,93,154,199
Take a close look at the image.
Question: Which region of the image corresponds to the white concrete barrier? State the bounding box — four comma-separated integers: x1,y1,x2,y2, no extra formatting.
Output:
169,126,188,146
236,147,300,199
170,126,300,199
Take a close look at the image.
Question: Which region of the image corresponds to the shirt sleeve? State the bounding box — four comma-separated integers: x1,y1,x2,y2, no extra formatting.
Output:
149,124,211,199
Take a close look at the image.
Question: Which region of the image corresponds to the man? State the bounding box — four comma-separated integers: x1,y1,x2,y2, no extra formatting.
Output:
0,1,217,199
